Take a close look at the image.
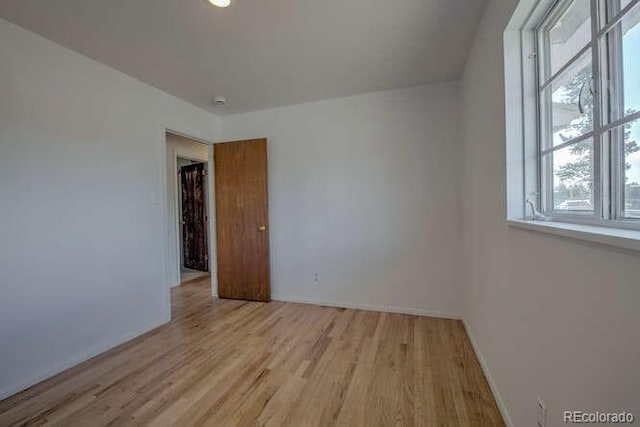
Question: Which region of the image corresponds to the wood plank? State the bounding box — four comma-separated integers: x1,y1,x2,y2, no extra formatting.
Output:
0,278,504,426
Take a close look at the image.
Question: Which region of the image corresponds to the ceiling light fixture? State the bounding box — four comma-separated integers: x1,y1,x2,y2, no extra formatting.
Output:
208,0,232,8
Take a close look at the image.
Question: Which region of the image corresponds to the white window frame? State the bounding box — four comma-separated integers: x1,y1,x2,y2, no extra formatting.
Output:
521,0,640,231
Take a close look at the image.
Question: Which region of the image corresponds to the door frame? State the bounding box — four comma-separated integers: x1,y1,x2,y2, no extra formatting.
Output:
163,128,217,316
174,155,209,277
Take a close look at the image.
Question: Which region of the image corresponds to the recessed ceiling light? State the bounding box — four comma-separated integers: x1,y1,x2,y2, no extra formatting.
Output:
208,0,232,7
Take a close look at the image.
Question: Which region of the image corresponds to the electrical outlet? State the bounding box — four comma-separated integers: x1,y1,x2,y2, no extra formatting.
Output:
537,397,547,427
314,273,320,284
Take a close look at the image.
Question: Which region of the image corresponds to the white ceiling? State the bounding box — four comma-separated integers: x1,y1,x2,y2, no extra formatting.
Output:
0,0,487,114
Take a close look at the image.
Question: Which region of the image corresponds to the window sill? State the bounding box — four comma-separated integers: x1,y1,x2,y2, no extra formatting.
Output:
507,219,640,252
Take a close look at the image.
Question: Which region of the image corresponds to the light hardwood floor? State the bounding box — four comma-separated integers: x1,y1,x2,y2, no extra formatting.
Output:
0,278,504,426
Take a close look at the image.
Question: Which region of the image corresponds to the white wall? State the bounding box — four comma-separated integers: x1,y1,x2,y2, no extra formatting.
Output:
165,133,209,287
460,1,640,425
6,3,638,421
221,83,462,317
0,18,220,399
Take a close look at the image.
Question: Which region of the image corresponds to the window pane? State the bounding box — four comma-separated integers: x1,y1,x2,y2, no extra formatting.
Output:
603,2,640,123
541,51,593,148
546,0,591,77
548,140,594,212
623,119,640,218
605,0,633,23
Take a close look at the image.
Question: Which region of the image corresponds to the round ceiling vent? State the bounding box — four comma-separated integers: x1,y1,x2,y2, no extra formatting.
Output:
212,96,228,107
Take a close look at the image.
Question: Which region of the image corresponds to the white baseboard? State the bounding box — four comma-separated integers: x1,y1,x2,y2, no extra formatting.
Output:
0,317,168,401
462,319,514,427
272,295,461,319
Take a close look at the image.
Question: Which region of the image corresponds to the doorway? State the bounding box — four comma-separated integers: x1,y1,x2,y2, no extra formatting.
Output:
165,133,271,306
165,132,211,289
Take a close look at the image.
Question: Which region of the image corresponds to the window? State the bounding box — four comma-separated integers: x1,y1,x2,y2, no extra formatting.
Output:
533,0,640,228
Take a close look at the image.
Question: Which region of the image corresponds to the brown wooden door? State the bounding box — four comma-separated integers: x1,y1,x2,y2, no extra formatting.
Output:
181,162,208,272
214,139,270,301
